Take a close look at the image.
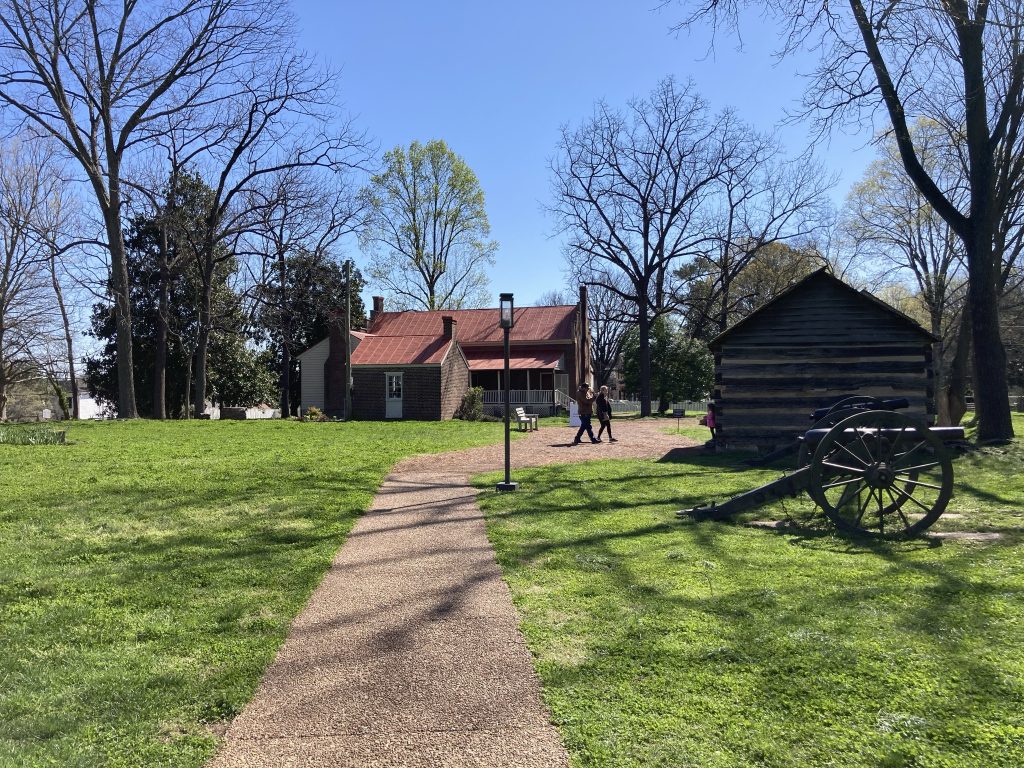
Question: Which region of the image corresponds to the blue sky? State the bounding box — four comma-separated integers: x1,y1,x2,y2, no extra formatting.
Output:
292,1,880,307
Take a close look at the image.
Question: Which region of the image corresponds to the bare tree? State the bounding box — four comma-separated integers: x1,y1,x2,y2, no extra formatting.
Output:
0,138,63,420
360,139,497,311
551,77,807,415
0,0,284,418
672,1,1024,440
144,49,369,418
537,282,633,389
844,122,968,424
246,165,365,417
585,280,634,389
536,289,572,306
679,240,828,339
694,138,833,335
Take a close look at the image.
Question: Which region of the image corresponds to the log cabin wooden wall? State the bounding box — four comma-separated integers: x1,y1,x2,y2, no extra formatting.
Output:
711,272,935,451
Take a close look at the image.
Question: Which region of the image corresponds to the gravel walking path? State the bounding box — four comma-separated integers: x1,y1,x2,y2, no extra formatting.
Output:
209,419,692,767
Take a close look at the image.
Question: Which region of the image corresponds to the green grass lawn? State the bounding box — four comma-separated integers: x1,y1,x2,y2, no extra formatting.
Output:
476,414,1024,768
0,419,511,768
659,413,713,443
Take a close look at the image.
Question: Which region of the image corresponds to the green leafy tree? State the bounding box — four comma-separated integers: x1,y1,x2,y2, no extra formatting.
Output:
623,318,713,411
208,339,277,408
360,140,497,310
85,189,262,416
255,252,366,416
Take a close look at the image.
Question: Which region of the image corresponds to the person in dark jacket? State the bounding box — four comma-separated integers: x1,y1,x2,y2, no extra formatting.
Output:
572,382,600,444
595,385,617,442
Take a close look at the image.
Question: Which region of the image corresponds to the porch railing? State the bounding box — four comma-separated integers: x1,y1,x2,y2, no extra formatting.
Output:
481,389,555,405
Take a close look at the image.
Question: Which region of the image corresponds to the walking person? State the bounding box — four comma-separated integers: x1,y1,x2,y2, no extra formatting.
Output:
596,385,617,442
572,382,600,444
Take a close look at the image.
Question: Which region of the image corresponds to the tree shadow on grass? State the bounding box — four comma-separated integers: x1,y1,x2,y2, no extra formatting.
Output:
482,453,1024,766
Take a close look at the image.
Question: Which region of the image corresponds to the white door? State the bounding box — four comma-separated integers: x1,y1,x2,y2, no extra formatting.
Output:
385,372,403,419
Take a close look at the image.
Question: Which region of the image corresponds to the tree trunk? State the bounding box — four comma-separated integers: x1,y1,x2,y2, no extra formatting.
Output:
193,264,214,420
49,250,79,419
966,232,1013,440
50,379,71,420
101,181,139,419
943,309,971,427
154,274,169,419
0,361,7,422
153,236,170,419
278,250,290,417
184,348,193,419
929,307,945,426
638,308,652,417
960,18,1013,441
718,273,732,334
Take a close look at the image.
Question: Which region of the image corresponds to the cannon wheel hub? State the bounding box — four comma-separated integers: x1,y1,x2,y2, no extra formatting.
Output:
864,463,897,489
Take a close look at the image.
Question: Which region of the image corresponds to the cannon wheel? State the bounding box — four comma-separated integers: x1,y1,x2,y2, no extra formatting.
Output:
807,410,954,537
798,397,890,467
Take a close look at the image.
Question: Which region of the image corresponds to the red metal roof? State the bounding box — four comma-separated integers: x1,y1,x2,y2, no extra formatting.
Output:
350,335,453,365
368,305,576,343
464,349,564,371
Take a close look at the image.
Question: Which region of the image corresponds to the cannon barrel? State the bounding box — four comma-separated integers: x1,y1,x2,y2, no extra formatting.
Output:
810,397,908,422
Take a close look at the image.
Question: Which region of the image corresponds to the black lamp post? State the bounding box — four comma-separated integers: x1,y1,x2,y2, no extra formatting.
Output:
496,293,518,492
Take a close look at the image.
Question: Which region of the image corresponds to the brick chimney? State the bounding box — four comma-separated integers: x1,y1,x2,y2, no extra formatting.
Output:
324,311,347,418
442,315,457,341
369,296,384,327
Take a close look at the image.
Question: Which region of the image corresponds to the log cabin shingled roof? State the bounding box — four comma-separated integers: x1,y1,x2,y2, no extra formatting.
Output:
710,268,938,349
367,305,577,344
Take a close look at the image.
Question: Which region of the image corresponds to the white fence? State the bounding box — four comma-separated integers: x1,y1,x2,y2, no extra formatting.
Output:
481,389,555,405
668,401,709,415
962,395,1023,412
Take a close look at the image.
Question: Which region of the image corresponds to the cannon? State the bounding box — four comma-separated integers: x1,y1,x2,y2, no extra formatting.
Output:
677,397,965,538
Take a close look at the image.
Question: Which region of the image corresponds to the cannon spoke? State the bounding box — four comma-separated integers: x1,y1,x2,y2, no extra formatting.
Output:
856,432,876,463
887,488,913,530
895,461,940,473
889,483,935,515
822,476,865,490
821,460,866,474
891,440,927,469
836,441,870,467
853,487,873,529
893,476,944,491
885,425,907,462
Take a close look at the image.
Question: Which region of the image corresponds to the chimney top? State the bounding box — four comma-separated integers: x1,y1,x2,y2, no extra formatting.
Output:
369,296,385,328
442,315,457,340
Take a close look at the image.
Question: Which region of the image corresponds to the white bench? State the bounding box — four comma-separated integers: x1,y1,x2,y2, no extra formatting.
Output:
514,407,539,431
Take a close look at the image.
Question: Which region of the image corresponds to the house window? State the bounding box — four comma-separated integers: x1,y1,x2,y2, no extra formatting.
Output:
387,373,403,399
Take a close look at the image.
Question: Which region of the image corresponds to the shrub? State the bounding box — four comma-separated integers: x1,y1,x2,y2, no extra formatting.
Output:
455,387,485,421
303,406,327,422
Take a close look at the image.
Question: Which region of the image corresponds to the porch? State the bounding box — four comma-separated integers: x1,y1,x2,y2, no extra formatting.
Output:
472,371,570,417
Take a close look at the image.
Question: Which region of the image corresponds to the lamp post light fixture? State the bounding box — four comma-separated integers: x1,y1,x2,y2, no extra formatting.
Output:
496,292,518,492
